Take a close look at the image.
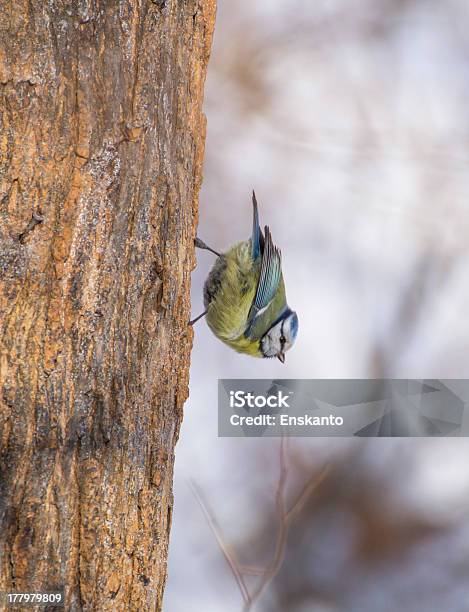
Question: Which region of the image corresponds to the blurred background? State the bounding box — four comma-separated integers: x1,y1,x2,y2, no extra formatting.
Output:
165,1,469,610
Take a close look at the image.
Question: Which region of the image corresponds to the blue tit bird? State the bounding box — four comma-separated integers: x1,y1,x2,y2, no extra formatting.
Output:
191,191,298,362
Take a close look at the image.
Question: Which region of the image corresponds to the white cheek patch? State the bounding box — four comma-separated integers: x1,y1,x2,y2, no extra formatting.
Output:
262,336,275,357
261,321,284,357
261,312,298,358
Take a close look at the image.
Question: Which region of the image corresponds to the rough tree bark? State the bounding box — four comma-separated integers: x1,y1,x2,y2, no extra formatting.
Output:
0,1,215,609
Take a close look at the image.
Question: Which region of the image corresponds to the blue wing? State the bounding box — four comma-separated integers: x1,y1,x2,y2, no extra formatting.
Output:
248,225,282,323
251,190,264,261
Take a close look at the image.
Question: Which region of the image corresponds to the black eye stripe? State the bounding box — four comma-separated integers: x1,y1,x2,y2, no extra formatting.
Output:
280,320,286,347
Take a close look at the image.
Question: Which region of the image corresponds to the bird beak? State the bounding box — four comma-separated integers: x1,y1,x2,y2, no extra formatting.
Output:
277,353,285,364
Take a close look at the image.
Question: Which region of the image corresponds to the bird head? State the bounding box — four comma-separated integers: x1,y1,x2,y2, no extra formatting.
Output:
260,309,299,363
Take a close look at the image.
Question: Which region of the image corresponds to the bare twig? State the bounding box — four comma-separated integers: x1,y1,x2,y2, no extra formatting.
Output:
190,437,329,612
243,443,330,611
188,479,250,604
285,465,330,523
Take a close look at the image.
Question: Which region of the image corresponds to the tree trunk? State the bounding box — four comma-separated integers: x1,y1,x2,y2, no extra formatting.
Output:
0,1,215,609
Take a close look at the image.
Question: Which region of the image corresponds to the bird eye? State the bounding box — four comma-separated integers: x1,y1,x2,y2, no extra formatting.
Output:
280,335,286,344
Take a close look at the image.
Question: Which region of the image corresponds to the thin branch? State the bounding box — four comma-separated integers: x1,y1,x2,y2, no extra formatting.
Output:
285,465,330,523
275,435,288,519
188,479,250,604
190,440,329,612
243,441,329,611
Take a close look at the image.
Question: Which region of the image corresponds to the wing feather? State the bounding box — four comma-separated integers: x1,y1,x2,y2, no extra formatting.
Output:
251,190,264,260
247,226,282,325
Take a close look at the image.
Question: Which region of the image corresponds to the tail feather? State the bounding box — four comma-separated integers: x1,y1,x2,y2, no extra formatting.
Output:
251,190,263,260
